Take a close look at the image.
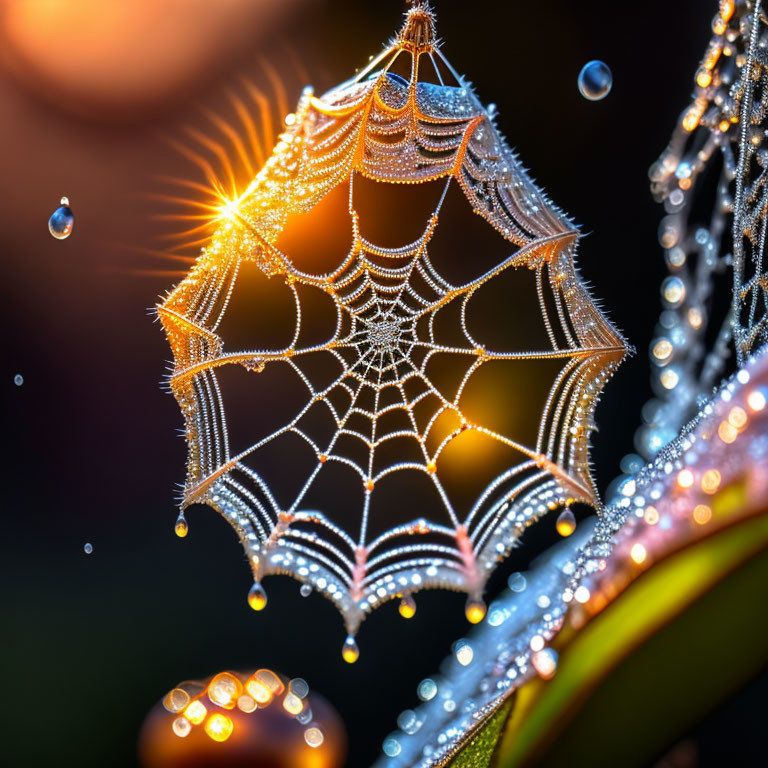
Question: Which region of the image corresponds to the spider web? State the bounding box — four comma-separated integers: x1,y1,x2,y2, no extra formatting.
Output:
158,2,627,642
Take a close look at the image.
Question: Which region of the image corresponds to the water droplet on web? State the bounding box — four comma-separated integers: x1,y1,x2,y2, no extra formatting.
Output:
555,508,576,537
84,542,93,554
48,199,75,240
578,60,613,101
417,678,437,701
14,374,24,386
342,635,359,663
247,581,268,611
300,583,312,597
174,513,188,538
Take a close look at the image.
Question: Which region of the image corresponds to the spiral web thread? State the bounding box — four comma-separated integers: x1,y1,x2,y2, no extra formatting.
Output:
157,2,627,642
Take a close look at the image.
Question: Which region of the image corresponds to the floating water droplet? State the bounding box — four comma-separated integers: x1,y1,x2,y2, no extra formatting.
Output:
174,513,188,538
247,581,268,611
508,572,527,592
398,593,416,619
83,542,93,554
342,635,359,664
578,60,613,101
300,583,312,597
555,508,577,537
464,597,487,624
14,374,24,386
382,735,402,757
304,726,324,748
48,200,75,240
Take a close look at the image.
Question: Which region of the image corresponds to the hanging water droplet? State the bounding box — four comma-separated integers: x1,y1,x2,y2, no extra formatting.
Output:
508,572,527,592
247,581,268,611
14,374,24,386
83,542,93,554
174,513,188,538
531,647,559,680
341,635,359,664
398,593,416,619
578,60,613,101
300,583,312,597
417,678,437,701
48,199,75,240
556,508,577,537
464,596,487,624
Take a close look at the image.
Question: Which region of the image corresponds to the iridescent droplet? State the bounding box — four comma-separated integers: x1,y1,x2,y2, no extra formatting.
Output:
248,581,268,611
174,513,188,538
48,200,75,240
300,583,312,597
417,678,437,701
578,60,613,101
398,593,416,619
342,635,359,664
84,542,93,554
555,508,576,537
508,572,527,592
14,374,24,386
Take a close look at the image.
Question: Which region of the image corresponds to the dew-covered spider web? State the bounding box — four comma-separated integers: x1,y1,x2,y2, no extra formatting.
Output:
157,2,627,652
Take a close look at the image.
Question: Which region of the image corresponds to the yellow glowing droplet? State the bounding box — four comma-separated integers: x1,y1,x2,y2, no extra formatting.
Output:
208,672,242,709
172,716,192,738
630,543,647,564
364,478,375,491
245,679,272,704
555,508,576,537
718,420,738,444
677,469,694,489
398,594,416,619
247,582,267,611
693,504,712,525
285,112,297,126
465,598,486,624
682,110,700,132
164,688,190,713
721,0,734,22
174,514,188,538
305,726,324,748
283,691,304,716
426,460,437,474
204,713,234,743
183,700,207,725
728,406,747,429
237,694,257,713
342,636,359,664
747,389,766,412
644,506,660,525
254,669,284,695
696,70,712,88
701,469,721,495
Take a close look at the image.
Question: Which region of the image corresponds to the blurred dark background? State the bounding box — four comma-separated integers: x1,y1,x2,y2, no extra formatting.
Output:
1,1,765,766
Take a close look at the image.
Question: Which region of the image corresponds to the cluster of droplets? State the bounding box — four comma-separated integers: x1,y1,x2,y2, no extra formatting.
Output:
162,669,326,749
611,0,743,499
377,350,768,768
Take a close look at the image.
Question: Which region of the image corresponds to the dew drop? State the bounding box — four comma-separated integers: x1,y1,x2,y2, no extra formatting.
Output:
174,513,188,538
83,542,93,554
342,635,359,664
464,597,487,624
14,374,24,386
300,583,312,597
248,581,268,611
398,593,416,619
48,200,75,240
555,508,576,537
578,60,613,101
